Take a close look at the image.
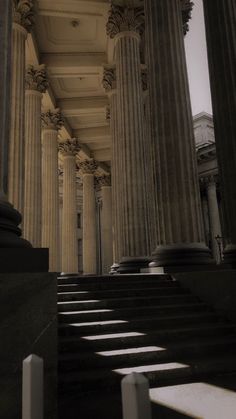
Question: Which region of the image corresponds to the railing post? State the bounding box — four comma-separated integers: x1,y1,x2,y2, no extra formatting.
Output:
121,372,152,419
22,354,44,419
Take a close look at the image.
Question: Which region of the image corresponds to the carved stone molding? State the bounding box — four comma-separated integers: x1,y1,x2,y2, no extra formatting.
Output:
59,138,81,157
25,64,49,93
41,109,64,130
79,159,98,175
106,4,144,39
181,0,194,35
13,0,34,32
106,105,111,122
102,67,116,92
96,174,112,188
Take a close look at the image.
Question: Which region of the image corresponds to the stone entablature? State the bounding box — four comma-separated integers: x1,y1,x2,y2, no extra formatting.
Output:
25,65,48,93
59,138,81,157
41,109,64,130
13,0,34,32
106,4,144,38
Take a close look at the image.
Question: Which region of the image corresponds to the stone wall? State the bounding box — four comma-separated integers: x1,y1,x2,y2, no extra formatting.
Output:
0,273,57,419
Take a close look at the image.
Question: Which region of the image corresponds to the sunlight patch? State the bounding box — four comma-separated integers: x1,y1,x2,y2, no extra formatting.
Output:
82,331,145,341
69,320,127,327
96,346,166,357
114,362,188,375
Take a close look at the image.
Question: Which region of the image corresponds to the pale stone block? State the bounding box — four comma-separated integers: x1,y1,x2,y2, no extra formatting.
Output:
22,354,44,419
121,373,152,419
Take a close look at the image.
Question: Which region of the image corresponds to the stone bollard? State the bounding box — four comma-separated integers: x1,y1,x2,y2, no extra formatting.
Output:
121,372,152,419
22,354,44,419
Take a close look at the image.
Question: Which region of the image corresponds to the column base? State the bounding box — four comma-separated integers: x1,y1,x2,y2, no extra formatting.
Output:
0,199,31,248
223,244,236,265
117,256,151,274
150,243,214,268
109,263,120,275
0,248,49,272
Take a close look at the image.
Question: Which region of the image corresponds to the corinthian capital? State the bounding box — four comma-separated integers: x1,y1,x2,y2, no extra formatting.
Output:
25,65,48,93
13,0,34,32
106,4,144,39
102,67,116,92
79,159,98,175
41,109,64,130
59,138,81,157
97,175,111,187
181,0,194,35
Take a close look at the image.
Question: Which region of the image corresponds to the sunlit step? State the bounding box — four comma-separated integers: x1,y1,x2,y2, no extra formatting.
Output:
96,346,166,357
58,300,99,304
68,320,128,327
82,331,145,341
60,309,113,315
113,362,188,375
58,291,89,295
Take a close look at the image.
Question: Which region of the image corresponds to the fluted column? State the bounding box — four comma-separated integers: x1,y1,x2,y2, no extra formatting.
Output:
59,138,81,273
98,175,113,274
80,160,98,275
145,0,212,267
107,5,150,271
206,176,222,264
8,0,34,213
24,65,48,246
203,0,236,263
41,110,63,272
102,67,121,263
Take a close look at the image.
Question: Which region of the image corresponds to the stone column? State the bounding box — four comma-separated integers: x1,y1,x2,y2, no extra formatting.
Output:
0,0,30,249
144,0,212,267
107,5,150,272
24,65,48,247
80,160,98,275
98,175,113,274
205,176,222,264
59,138,81,274
203,0,236,263
8,0,34,213
102,67,121,264
41,110,63,272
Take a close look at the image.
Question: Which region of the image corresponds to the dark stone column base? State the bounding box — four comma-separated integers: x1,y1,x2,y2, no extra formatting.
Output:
109,263,120,274
223,244,236,264
0,248,49,272
117,257,151,274
0,200,31,248
150,243,214,268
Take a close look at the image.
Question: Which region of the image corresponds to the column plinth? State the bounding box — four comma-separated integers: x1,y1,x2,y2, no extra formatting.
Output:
59,138,80,273
145,0,213,268
41,110,63,272
80,160,98,275
107,5,150,273
203,0,236,264
24,65,48,246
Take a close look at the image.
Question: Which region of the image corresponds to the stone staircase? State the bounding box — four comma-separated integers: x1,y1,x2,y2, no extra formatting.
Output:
57,274,236,419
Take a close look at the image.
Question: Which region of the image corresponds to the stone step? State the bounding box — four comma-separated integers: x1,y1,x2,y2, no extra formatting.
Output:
58,302,212,323
57,279,177,292
58,274,169,285
59,335,236,373
59,323,236,353
57,294,200,312
58,312,220,336
57,286,188,302
58,353,236,393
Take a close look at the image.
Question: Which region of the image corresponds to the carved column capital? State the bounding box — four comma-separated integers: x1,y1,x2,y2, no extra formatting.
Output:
59,138,81,157
97,174,112,188
41,109,64,130
200,174,219,191
79,159,98,175
13,0,34,32
181,0,194,35
25,64,49,93
102,67,116,92
106,4,144,39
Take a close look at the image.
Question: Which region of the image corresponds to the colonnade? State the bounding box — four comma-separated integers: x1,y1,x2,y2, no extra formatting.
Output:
1,0,235,274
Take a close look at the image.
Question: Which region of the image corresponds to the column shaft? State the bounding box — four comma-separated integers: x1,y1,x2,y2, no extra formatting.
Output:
203,0,236,262
145,0,211,266
101,185,113,274
61,156,78,273
8,23,27,213
42,129,60,271
83,174,97,274
24,90,42,246
207,179,222,264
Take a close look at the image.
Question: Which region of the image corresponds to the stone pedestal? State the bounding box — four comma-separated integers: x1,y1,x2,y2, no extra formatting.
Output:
107,5,150,272
80,160,98,275
42,110,63,272
98,175,113,274
59,139,80,273
203,0,236,263
24,65,48,246
8,0,34,213
206,176,222,264
145,0,212,267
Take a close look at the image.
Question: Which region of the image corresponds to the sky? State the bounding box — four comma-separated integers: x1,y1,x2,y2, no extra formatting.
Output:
184,0,212,116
